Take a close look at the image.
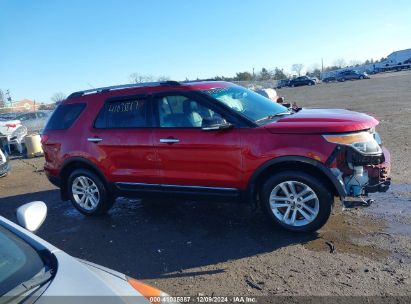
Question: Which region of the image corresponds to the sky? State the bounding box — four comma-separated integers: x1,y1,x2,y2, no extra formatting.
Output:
0,0,410,103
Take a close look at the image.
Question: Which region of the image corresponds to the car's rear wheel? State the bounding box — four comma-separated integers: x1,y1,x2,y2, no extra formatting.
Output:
261,171,332,232
68,169,114,215
359,75,364,79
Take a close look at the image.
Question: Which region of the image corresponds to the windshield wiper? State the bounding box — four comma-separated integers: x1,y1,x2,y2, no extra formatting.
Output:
2,269,54,303
255,111,292,123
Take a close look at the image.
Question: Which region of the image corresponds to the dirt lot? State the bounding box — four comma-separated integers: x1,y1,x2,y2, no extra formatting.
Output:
1,71,411,299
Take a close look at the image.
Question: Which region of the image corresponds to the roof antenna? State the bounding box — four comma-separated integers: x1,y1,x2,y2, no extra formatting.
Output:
87,83,95,89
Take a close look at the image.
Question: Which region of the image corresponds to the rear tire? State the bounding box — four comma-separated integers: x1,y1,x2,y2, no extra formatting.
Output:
261,171,332,232
67,169,114,215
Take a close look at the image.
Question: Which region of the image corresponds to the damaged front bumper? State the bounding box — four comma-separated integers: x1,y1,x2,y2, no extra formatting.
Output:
363,146,391,194
329,144,391,200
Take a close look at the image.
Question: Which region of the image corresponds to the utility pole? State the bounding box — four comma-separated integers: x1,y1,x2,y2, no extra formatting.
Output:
321,58,324,72
252,67,255,81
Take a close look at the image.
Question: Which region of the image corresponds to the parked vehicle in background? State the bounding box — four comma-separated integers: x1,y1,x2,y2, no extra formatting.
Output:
288,76,316,87
309,77,319,83
0,118,22,137
15,111,52,133
254,88,279,102
42,80,391,232
322,75,337,83
0,112,20,120
0,147,10,177
276,79,290,88
336,70,370,82
0,201,173,301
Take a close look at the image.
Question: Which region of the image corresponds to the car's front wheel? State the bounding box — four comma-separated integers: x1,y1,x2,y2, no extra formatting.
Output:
67,169,114,215
261,171,332,232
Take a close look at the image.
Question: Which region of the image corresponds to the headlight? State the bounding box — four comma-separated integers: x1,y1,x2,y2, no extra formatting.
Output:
323,131,382,154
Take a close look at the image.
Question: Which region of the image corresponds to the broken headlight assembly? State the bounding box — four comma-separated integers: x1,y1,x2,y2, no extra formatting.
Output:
323,130,382,155
323,129,385,197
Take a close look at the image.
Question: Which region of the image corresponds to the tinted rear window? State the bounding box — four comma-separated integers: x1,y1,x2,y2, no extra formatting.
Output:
44,103,85,131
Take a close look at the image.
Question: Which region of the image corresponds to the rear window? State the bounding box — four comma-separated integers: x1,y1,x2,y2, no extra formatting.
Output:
44,103,85,131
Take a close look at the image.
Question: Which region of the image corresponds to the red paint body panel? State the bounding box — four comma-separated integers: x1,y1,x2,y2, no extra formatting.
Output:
153,128,242,188
264,108,379,134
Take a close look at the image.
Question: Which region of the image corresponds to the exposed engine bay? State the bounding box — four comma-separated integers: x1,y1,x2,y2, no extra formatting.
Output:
325,128,391,201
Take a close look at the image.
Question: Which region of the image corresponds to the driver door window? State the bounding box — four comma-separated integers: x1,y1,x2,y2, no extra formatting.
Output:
156,95,224,128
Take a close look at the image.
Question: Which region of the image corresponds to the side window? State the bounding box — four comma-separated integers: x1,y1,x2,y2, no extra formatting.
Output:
44,103,85,131
95,97,148,129
156,95,223,128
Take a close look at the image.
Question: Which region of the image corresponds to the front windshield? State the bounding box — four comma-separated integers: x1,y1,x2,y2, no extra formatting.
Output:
0,225,45,296
202,85,288,123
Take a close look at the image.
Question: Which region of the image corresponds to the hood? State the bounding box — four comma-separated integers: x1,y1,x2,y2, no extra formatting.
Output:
263,108,379,134
41,251,142,298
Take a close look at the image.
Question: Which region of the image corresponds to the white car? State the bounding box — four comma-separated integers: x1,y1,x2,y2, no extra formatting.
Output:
15,111,52,133
0,202,173,303
0,119,22,137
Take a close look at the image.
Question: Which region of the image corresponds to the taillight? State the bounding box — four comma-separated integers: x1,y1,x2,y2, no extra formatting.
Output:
5,123,16,128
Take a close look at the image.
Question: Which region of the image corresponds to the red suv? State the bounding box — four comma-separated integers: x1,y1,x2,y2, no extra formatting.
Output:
42,81,391,232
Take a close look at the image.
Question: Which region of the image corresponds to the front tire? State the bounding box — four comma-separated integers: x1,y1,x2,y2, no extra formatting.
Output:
261,171,332,232
67,169,114,215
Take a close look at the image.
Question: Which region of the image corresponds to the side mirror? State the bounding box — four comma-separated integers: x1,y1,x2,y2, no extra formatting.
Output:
16,201,47,232
276,97,284,104
202,117,233,131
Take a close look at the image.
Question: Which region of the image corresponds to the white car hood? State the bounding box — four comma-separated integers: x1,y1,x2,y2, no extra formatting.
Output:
38,251,150,303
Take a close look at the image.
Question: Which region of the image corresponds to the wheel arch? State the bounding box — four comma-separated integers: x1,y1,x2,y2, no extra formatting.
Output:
247,156,346,204
59,157,110,201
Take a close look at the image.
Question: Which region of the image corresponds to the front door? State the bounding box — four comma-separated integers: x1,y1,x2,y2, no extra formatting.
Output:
152,93,242,193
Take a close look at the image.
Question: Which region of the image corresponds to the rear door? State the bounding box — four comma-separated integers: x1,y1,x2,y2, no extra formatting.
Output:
90,95,159,185
152,92,242,193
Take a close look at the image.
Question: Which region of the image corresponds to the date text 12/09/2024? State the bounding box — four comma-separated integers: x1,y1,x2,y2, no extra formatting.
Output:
148,296,257,303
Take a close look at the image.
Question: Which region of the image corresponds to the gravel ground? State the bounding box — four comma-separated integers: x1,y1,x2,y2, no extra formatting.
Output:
0,71,410,299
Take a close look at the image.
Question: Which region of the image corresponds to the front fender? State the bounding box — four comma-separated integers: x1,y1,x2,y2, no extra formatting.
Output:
247,155,347,203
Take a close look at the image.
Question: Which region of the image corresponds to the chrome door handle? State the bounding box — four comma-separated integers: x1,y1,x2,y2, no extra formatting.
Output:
160,138,179,143
88,137,103,142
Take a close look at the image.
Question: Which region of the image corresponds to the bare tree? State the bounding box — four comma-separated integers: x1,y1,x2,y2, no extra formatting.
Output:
0,90,5,108
334,58,346,68
291,64,304,76
51,92,66,103
157,75,170,82
130,73,154,83
349,59,362,66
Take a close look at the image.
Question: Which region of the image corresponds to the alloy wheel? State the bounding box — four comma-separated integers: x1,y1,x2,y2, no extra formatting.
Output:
72,176,100,210
269,180,320,227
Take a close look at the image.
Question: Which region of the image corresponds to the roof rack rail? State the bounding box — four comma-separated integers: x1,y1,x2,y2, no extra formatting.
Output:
67,80,181,99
